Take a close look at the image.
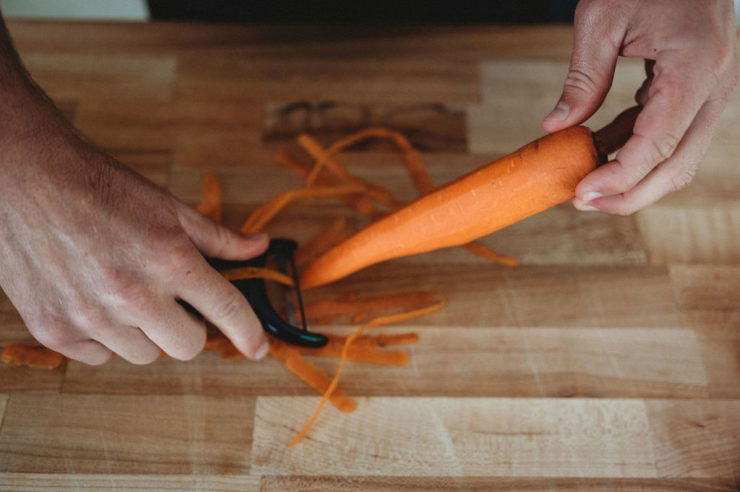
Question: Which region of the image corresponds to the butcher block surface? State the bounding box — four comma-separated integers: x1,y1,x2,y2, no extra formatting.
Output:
0,21,739,491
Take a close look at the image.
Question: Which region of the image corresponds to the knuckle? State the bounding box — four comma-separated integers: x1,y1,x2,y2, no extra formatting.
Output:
29,321,70,350
563,66,603,96
645,133,680,164
669,166,697,193
212,291,246,322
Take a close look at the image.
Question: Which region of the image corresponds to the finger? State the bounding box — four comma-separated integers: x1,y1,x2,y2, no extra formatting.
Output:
93,324,162,365
176,202,268,260
574,53,716,204
57,339,112,365
542,1,624,132
586,97,725,215
177,266,268,361
129,299,207,361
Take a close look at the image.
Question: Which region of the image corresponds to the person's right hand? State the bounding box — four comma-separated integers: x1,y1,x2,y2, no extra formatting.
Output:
0,106,270,365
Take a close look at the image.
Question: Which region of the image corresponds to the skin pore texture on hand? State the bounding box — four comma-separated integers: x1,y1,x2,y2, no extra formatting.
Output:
543,0,739,215
0,15,270,365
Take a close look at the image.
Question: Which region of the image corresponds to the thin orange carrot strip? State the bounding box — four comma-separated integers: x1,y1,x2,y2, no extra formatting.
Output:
302,291,439,324
326,332,419,347
463,241,519,268
288,300,446,447
298,134,402,210
1,343,65,369
240,185,365,234
220,266,295,285
275,149,379,217
195,172,223,224
283,349,358,413
295,217,351,269
204,336,243,360
298,341,409,366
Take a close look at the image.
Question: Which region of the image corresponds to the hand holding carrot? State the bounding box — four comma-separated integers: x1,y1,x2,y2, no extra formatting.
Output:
543,0,739,215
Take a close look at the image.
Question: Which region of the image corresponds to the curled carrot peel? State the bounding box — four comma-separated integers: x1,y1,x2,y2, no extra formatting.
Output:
298,134,402,210
463,241,519,268
269,339,357,413
240,185,365,234
326,332,419,347
302,291,440,324
1,343,64,369
220,266,295,286
275,149,380,217
288,300,446,447
297,341,409,366
195,173,223,224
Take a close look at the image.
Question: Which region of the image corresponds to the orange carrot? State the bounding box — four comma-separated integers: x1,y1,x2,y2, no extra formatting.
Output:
220,266,295,286
302,291,439,324
301,126,598,288
288,300,445,447
1,343,64,369
195,173,223,224
240,185,364,234
330,332,419,347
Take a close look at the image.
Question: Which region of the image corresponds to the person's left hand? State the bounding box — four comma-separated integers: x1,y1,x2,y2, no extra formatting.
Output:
543,0,739,215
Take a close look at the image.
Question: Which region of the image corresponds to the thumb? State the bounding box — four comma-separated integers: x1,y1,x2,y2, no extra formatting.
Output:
543,2,622,133
176,203,269,260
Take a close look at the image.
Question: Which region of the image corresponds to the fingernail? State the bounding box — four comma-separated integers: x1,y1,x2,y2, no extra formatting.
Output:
579,204,601,212
582,191,603,202
545,102,569,122
253,341,269,360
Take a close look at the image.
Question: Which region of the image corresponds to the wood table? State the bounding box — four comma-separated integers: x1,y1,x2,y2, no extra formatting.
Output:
0,21,738,491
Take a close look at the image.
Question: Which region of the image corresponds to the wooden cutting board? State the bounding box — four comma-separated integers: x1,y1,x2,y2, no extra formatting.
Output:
0,21,738,491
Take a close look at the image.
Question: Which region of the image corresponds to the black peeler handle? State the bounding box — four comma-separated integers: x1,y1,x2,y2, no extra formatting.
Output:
204,238,328,348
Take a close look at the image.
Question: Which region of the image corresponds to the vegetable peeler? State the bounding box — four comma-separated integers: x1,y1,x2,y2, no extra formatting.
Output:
204,238,329,348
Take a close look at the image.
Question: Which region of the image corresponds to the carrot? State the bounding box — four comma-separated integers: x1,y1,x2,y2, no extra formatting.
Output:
1,343,64,369
240,185,365,234
302,291,439,324
195,173,223,224
288,300,445,447
301,126,598,288
220,266,294,286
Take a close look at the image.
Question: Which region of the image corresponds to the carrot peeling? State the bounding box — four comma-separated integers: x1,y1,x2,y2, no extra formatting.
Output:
1,343,64,369
288,300,446,447
220,266,295,285
298,341,409,366
240,185,365,234
195,172,223,224
302,291,439,324
463,241,519,268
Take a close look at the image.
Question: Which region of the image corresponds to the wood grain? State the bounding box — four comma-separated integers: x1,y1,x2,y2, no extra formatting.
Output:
62,327,708,399
0,395,254,474
0,474,260,491
0,20,737,487
253,397,657,477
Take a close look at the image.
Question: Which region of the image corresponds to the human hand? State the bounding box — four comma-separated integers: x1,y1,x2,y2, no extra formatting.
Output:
0,113,269,365
543,0,739,215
